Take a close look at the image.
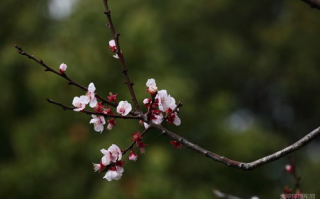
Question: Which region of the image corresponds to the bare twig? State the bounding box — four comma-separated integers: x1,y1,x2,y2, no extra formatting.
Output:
14,45,116,107
102,0,141,113
46,98,141,120
301,0,320,9
153,124,320,170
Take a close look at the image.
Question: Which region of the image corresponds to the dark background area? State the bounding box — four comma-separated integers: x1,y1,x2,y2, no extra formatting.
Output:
1,0,320,198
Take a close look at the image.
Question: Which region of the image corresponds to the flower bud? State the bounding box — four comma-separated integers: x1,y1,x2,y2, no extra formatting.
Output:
59,63,67,74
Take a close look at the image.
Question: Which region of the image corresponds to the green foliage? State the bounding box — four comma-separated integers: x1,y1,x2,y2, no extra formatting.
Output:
1,0,320,198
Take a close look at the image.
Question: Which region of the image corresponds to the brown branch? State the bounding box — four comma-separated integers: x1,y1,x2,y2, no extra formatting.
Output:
154,124,320,170
46,98,141,120
301,0,320,9
102,0,141,113
14,45,116,108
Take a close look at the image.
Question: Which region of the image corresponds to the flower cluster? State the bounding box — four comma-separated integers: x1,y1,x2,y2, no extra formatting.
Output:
93,144,125,181
70,80,132,133
143,78,181,127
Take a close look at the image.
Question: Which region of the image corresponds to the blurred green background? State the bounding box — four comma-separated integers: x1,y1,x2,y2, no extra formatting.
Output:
1,0,320,198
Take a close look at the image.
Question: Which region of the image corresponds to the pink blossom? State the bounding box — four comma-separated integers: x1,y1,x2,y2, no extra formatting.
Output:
92,163,101,172
143,98,151,106
86,83,98,108
108,144,122,162
109,39,117,52
151,113,163,124
103,165,124,181
89,115,106,133
59,63,67,74
155,90,176,112
146,78,158,94
107,118,116,130
72,95,89,111
166,109,181,126
129,150,138,161
116,101,132,116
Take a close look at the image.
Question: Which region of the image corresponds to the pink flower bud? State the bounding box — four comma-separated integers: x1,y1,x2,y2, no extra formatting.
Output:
285,164,294,173
59,63,67,74
129,150,138,161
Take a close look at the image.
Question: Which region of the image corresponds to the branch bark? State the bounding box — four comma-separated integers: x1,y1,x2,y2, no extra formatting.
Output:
154,124,320,170
102,0,141,113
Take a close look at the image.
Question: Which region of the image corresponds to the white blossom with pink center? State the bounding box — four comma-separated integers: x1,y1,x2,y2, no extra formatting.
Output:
146,78,158,94
107,144,122,162
155,90,176,112
152,113,163,125
172,113,181,126
103,166,123,181
116,101,132,116
89,115,106,133
72,95,89,111
86,83,98,108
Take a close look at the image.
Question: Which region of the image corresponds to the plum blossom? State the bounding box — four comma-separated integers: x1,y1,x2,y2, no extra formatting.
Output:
86,83,98,108
150,112,163,124
103,162,124,181
116,101,132,116
94,144,124,181
107,118,116,130
89,115,106,133
92,163,102,172
59,63,67,74
109,39,117,52
146,78,158,94
72,95,89,111
129,150,138,161
107,144,122,162
155,90,176,112
166,109,181,126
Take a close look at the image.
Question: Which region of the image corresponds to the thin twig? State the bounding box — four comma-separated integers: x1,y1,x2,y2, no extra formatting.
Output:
46,98,141,120
153,124,320,170
14,45,116,107
288,156,301,192
300,0,320,9
102,0,141,113
122,127,151,155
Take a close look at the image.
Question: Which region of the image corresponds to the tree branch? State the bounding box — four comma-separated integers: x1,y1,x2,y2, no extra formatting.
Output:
300,0,320,9
14,45,116,107
154,124,320,170
102,0,141,113
46,98,141,120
